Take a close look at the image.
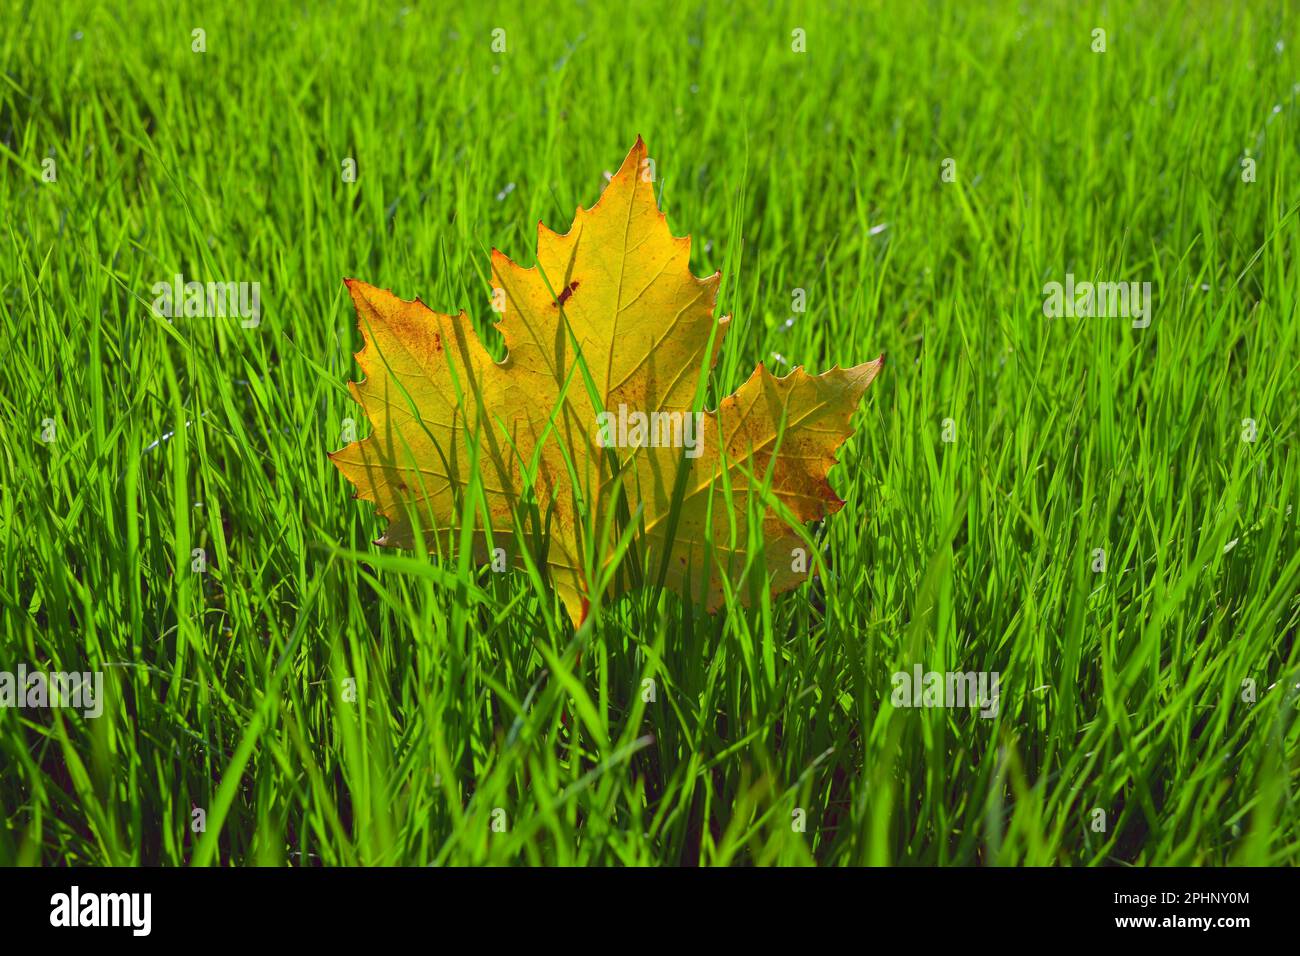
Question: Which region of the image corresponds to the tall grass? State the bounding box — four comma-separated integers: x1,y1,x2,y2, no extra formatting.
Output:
1,0,1297,865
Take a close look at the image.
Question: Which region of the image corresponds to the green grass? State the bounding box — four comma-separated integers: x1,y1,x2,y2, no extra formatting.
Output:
2,0,1299,866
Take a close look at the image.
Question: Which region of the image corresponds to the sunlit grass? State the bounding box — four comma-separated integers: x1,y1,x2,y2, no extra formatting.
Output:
1,0,1298,865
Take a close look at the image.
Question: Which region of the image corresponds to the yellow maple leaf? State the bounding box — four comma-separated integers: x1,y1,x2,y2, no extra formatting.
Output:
331,137,883,624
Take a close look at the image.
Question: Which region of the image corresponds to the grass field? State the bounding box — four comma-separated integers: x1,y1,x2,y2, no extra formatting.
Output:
2,0,1299,866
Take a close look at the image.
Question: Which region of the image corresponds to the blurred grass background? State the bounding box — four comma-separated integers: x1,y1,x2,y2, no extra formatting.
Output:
1,0,1298,864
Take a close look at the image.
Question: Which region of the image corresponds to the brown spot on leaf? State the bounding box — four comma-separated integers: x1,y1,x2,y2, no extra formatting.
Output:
553,280,580,308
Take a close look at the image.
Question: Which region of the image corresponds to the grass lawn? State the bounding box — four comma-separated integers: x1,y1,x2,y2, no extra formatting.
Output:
2,0,1298,866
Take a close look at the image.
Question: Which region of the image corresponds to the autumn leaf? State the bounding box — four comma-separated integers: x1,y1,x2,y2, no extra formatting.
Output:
331,137,883,624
